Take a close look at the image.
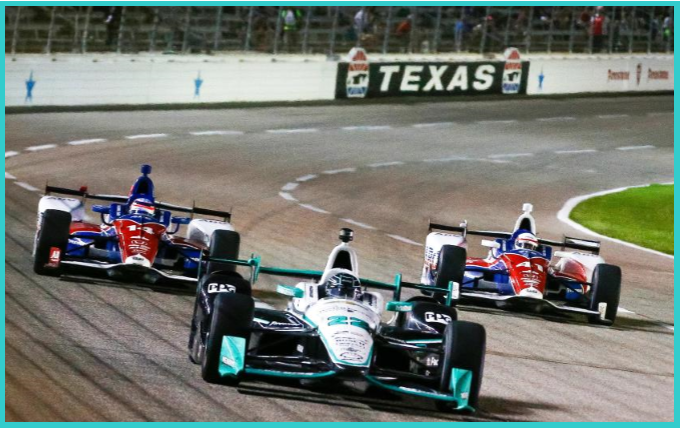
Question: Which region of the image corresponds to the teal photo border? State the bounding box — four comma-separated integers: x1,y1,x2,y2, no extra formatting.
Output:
1,1,676,423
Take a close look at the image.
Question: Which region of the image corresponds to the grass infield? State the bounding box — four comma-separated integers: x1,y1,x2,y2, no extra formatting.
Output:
570,184,674,255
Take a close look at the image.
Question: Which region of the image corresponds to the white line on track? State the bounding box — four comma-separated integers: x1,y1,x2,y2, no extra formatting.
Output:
5,151,19,158
488,153,533,159
266,128,319,134
15,181,39,192
67,138,108,146
556,182,674,260
322,167,357,175
5,172,16,180
25,144,58,152
555,149,598,155
387,234,424,246
476,120,519,125
189,130,244,136
296,174,318,182
412,122,455,128
536,116,577,122
617,307,636,315
597,114,630,119
616,145,655,151
341,125,392,131
278,192,298,202
367,161,405,168
298,204,330,214
647,111,673,117
423,156,469,163
281,182,299,191
340,218,376,230
125,133,168,140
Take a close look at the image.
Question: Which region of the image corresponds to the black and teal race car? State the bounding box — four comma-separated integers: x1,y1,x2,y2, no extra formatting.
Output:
188,228,487,412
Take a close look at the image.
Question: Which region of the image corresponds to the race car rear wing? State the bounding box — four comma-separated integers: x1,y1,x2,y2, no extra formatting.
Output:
44,185,232,221
201,255,459,306
429,221,601,255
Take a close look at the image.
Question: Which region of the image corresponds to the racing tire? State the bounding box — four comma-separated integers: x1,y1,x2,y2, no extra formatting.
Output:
191,274,252,364
587,264,622,325
434,245,467,306
437,321,486,412
201,292,254,386
207,230,240,275
33,209,71,276
188,298,202,364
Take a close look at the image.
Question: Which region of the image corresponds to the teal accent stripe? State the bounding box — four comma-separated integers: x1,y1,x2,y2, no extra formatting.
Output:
365,374,475,412
245,368,337,379
218,336,246,377
449,368,473,410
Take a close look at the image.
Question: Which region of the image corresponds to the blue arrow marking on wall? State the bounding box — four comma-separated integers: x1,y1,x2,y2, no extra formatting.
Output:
26,71,36,102
194,71,203,98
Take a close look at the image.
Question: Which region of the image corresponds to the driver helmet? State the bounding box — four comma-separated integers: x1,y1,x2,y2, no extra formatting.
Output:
515,232,539,251
326,273,362,300
129,198,156,217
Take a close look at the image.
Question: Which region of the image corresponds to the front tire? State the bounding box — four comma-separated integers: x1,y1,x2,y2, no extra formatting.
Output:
33,209,71,276
434,245,467,305
201,292,254,385
588,264,622,325
437,321,486,412
207,230,240,274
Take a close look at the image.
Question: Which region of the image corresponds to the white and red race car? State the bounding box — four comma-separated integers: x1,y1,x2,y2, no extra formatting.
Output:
420,204,622,325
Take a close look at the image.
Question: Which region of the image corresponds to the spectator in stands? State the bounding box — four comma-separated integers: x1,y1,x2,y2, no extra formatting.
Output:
662,13,673,46
105,6,122,48
395,13,413,52
281,6,302,53
590,6,608,52
354,6,376,45
253,7,271,51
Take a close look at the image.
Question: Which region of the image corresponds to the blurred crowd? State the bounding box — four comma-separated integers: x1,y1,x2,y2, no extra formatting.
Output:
6,5,674,55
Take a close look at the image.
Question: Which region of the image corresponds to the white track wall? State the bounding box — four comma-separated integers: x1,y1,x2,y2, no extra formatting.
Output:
5,55,338,106
4,54,674,107
526,55,673,95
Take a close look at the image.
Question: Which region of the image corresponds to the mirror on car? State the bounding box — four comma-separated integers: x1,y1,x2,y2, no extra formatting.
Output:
171,216,191,225
92,205,110,214
386,301,414,312
276,285,304,299
481,239,501,249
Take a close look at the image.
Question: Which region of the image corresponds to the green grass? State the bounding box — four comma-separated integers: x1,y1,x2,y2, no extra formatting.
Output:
570,184,674,255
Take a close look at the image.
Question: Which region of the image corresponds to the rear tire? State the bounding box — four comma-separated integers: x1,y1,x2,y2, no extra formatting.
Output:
588,264,622,325
434,245,467,305
207,230,240,274
437,321,486,412
33,209,71,276
201,292,254,385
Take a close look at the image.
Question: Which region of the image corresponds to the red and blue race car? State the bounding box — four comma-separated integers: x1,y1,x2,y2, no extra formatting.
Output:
33,164,238,286
420,204,622,325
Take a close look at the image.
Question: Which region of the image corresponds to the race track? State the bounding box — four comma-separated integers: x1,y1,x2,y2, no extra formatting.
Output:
5,96,674,421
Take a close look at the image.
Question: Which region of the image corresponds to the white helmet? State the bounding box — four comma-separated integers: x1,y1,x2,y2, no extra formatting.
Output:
515,232,539,251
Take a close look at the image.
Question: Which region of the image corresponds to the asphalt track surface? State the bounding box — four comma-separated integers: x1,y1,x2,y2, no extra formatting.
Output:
5,96,674,421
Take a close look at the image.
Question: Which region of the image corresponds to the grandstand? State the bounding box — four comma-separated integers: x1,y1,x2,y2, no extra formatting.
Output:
5,6,673,56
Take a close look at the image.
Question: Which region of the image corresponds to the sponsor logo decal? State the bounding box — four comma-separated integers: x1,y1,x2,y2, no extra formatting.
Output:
424,312,452,325
502,47,522,94
648,68,670,80
208,283,236,293
607,70,630,81
47,247,61,268
346,47,369,98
